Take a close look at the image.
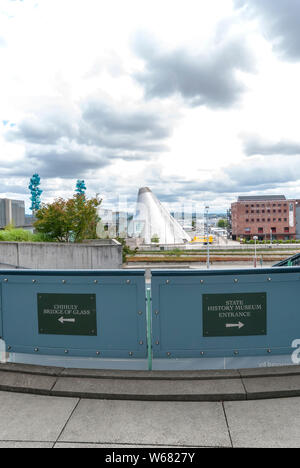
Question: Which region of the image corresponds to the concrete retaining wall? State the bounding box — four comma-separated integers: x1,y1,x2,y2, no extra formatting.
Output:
0,240,123,269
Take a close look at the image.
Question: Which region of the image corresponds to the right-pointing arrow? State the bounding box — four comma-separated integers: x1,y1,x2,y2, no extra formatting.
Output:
226,322,244,329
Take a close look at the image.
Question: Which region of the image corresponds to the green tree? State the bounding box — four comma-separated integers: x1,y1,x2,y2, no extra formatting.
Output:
217,219,227,228
34,194,101,242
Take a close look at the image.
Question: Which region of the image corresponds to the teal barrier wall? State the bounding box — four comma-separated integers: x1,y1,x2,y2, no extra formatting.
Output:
1,267,300,370
0,270,147,359
151,268,300,362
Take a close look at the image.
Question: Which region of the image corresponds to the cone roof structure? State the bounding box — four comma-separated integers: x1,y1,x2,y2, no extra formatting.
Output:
130,187,191,244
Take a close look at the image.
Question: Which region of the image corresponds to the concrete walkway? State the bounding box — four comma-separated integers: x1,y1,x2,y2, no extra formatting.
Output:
0,390,299,448
0,364,300,447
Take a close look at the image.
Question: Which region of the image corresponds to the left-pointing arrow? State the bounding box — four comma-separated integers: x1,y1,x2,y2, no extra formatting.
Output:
58,317,75,324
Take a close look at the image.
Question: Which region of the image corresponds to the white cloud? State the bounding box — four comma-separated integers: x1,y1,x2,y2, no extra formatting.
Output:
0,0,300,214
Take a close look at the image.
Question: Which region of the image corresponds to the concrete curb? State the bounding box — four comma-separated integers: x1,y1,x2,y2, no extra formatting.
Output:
0,363,300,401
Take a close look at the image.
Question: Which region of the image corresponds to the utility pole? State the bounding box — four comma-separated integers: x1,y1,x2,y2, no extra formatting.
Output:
205,206,210,269
253,236,258,268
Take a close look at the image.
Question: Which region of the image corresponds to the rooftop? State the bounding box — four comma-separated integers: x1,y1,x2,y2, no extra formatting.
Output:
237,195,286,202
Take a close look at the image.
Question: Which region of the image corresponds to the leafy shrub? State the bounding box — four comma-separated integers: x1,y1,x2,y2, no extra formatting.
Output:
0,228,32,242
0,227,54,242
116,237,138,263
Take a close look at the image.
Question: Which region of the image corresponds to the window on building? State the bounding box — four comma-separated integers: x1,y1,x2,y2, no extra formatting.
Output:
271,227,276,233
284,218,287,222
273,218,276,222
278,218,281,222
258,227,263,233
284,227,289,233
262,218,265,222
268,218,271,222
246,219,249,223
273,210,276,213
251,219,254,222
257,219,260,222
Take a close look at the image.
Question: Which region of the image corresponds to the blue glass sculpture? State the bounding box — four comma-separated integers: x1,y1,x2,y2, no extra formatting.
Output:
29,174,42,212
75,180,86,195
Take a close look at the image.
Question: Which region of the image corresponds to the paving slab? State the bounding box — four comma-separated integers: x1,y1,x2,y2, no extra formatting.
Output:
0,391,78,442
60,368,240,380
224,397,300,448
52,377,246,401
2,363,300,402
0,441,54,448
0,363,64,376
239,365,300,378
0,371,57,394
59,399,231,447
54,443,190,448
242,375,300,399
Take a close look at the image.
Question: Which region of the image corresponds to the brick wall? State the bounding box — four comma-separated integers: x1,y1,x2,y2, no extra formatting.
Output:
231,199,296,240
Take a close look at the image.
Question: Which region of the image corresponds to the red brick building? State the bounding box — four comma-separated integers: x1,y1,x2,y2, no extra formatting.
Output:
231,195,297,241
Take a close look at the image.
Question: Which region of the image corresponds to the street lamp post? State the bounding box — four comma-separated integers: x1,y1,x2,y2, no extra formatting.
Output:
205,206,210,269
253,236,258,268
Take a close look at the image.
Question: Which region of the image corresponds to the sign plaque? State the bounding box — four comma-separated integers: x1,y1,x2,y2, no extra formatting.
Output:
203,292,267,337
38,293,97,336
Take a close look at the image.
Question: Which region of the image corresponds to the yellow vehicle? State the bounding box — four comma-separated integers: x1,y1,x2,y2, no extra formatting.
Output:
190,235,213,244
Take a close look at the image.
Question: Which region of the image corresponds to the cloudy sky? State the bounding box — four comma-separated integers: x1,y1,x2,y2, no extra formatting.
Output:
1,0,300,214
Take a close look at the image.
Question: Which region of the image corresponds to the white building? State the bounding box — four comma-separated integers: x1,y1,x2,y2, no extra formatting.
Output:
0,198,25,228
97,208,128,238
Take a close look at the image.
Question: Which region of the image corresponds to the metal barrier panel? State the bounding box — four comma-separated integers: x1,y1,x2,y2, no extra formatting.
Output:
0,270,147,359
151,268,300,360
